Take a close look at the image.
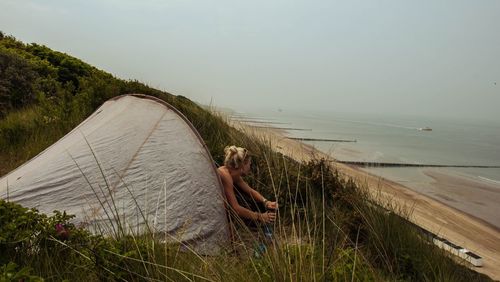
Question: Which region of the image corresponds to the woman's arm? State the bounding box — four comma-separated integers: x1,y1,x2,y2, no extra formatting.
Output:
234,177,266,204
221,175,276,223
234,177,278,210
220,173,263,221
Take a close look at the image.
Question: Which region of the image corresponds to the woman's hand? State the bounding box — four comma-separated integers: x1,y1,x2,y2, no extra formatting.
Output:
259,211,276,223
265,201,278,211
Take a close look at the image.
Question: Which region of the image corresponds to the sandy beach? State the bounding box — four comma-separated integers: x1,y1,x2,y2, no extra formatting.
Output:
230,120,500,280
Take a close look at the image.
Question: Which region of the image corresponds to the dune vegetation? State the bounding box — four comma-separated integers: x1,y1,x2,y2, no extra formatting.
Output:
0,32,492,281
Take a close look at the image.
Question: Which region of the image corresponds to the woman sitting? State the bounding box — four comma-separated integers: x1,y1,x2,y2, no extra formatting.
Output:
217,145,278,224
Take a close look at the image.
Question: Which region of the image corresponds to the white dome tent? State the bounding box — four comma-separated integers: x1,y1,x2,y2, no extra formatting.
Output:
0,94,230,254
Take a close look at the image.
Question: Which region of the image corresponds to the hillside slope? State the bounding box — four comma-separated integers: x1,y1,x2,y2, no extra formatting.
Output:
0,32,492,281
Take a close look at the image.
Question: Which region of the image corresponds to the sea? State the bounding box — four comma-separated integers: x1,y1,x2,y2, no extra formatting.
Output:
230,109,500,229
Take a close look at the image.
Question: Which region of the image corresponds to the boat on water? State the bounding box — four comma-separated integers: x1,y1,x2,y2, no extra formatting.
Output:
418,127,433,131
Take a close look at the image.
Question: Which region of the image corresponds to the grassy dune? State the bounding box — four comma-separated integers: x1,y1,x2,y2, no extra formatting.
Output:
0,32,492,281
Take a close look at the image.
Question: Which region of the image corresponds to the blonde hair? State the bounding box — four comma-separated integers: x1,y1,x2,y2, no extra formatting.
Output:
224,145,250,169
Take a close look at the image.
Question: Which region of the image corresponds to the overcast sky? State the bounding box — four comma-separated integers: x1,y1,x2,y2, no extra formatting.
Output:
1,0,499,120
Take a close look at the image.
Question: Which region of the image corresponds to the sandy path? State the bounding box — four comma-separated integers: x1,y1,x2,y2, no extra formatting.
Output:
230,121,500,280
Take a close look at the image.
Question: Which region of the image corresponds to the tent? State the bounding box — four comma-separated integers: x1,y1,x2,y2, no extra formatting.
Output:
0,94,230,254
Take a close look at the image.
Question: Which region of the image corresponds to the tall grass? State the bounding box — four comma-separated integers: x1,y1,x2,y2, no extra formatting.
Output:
1,115,492,281
0,34,492,281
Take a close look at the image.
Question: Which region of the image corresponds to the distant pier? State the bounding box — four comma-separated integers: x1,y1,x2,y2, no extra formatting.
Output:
286,137,357,143
232,119,291,125
336,161,500,169
249,125,313,131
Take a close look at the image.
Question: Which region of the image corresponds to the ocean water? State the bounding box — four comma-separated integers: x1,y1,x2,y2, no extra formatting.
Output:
233,109,500,228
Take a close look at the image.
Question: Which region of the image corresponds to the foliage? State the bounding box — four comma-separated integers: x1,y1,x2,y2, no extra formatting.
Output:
1,262,44,282
0,32,493,281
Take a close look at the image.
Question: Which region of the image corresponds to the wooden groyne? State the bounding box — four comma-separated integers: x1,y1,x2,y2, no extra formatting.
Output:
286,137,357,143
336,161,500,169
229,115,273,120
233,119,291,125
249,125,312,131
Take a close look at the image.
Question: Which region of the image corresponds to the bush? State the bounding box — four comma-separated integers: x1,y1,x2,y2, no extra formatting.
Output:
1,262,43,282
0,32,494,281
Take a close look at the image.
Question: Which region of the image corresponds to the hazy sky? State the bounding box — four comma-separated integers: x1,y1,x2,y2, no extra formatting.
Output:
1,0,499,120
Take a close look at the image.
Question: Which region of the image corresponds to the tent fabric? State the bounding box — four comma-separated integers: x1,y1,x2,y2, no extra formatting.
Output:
0,94,230,254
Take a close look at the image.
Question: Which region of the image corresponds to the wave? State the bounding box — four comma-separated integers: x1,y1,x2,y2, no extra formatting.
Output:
334,118,420,131
478,176,500,185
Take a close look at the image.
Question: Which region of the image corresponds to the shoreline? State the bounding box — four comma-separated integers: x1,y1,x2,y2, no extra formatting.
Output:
355,165,500,230
360,166,500,234
230,120,500,280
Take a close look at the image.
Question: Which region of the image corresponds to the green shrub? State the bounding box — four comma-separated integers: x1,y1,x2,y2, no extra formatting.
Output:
1,262,44,282
0,32,494,282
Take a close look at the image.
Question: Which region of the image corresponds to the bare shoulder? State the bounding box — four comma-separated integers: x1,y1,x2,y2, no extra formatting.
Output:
217,166,233,186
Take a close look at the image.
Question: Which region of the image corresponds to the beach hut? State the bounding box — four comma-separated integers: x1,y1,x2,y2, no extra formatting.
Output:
0,94,230,254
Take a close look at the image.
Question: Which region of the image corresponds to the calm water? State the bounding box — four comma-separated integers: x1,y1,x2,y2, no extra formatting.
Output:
233,109,500,227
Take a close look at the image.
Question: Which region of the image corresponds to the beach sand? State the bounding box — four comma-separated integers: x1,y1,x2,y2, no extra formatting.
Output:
423,169,500,228
229,120,500,280
361,166,500,229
